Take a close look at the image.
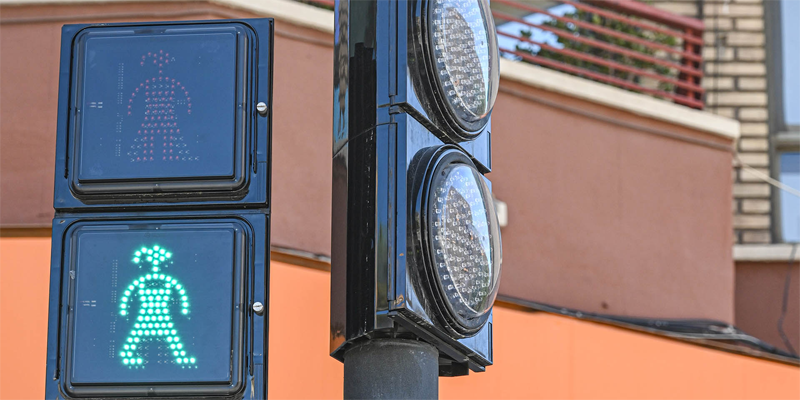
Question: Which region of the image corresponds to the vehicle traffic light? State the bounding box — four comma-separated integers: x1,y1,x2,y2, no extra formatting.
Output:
330,0,502,376
45,19,273,399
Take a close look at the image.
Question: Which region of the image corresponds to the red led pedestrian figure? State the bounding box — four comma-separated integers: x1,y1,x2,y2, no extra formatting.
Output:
126,50,197,164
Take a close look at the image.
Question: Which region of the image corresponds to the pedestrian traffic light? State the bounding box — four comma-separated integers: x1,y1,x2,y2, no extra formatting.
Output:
331,0,501,376
46,212,268,398
46,19,273,399
52,20,272,207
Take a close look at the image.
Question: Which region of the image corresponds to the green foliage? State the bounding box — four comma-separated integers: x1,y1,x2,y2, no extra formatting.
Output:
514,7,680,94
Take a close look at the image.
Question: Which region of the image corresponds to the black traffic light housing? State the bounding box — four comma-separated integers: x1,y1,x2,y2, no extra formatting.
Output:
52,20,273,208
46,18,273,399
46,210,269,399
331,0,497,376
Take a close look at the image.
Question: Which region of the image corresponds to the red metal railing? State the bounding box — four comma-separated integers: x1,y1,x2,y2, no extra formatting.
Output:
493,0,704,109
297,0,704,109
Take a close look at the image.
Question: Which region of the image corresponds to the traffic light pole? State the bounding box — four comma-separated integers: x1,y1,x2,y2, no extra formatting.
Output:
343,340,439,400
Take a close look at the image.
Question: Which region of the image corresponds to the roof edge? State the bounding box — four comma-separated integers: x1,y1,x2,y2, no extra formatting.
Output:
211,0,333,33
0,0,336,32
734,244,800,262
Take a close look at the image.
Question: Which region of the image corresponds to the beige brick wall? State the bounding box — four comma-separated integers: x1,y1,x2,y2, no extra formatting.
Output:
652,0,773,244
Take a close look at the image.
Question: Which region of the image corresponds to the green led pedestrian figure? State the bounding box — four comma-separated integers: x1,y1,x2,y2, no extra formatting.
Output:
118,245,196,368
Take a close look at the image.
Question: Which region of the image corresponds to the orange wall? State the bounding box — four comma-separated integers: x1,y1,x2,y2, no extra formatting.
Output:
2,237,798,400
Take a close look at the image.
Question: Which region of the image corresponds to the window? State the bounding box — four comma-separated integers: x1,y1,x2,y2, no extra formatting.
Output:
779,153,800,242
779,0,799,127
768,0,800,242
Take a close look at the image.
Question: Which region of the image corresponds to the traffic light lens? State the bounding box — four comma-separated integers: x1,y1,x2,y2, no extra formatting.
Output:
429,0,499,125
65,221,245,388
77,32,237,180
428,157,501,328
66,23,256,197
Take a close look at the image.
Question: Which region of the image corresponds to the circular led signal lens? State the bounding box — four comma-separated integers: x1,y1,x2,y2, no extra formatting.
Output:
428,157,501,332
429,0,499,127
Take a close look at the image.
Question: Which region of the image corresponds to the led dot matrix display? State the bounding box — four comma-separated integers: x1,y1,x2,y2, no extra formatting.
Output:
429,161,501,325
429,0,498,125
66,224,242,385
64,23,261,200
431,165,493,311
76,32,237,181
415,149,502,336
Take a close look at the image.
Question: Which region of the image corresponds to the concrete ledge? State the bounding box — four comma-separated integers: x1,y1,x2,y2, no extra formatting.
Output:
212,0,333,33
500,59,740,141
1,0,740,142
0,0,336,33
734,244,800,262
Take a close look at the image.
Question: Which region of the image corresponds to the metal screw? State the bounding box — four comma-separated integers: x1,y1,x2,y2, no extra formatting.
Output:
252,301,265,316
256,102,268,116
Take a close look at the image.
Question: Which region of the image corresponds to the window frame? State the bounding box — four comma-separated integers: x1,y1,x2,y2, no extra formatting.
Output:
766,0,800,243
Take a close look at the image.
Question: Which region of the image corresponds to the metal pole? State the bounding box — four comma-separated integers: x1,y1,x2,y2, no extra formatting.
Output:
343,339,439,400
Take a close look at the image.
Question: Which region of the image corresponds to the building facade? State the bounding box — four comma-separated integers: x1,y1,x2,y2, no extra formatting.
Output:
653,0,797,245
650,0,800,355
